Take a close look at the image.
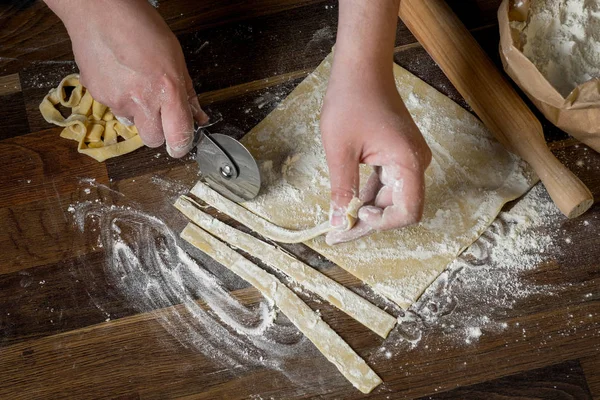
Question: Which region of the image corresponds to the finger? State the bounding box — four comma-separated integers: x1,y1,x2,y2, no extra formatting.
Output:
357,205,384,226
359,168,382,205
114,115,134,126
360,171,425,231
325,219,374,245
161,84,195,158
185,76,209,125
374,186,394,208
190,96,209,125
373,164,404,211
133,105,164,148
326,147,360,229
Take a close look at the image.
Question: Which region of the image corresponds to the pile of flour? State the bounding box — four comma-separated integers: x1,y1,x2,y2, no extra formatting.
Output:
517,0,600,97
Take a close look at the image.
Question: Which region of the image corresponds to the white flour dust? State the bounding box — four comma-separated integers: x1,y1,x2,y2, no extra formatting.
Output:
377,184,564,355
514,0,600,96
68,183,309,374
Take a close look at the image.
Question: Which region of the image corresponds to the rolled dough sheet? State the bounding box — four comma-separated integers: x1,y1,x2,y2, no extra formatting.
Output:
239,53,537,309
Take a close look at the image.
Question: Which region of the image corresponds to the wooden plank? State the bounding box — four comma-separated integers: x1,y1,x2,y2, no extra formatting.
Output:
421,360,593,399
2,288,597,400
20,60,78,134
104,145,193,183
0,91,30,140
197,69,312,106
0,251,129,347
553,144,600,200
0,73,21,95
446,0,504,29
0,309,245,400
581,354,600,400
178,1,338,94
1,197,76,275
0,127,110,209
0,248,267,348
0,0,332,75
0,1,73,75
160,0,331,34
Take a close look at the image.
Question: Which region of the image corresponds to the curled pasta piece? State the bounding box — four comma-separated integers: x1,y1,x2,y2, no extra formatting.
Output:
39,74,144,162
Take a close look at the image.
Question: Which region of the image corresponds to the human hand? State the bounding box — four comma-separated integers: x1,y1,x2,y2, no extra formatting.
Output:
45,0,208,158
321,62,431,245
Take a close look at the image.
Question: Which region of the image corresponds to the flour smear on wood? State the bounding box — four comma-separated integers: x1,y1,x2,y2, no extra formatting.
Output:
69,182,311,379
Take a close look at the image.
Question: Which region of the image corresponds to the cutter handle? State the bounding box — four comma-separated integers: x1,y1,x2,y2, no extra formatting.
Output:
398,0,593,218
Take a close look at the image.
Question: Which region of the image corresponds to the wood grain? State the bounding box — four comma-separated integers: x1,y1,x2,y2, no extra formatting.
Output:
1,0,599,398
0,91,30,139
0,128,109,209
197,69,312,106
0,73,21,95
421,360,593,399
581,354,600,400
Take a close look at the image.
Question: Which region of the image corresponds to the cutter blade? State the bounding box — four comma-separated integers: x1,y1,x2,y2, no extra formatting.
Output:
196,133,261,203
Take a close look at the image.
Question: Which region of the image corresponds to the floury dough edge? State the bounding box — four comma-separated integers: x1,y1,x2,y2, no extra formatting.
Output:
239,53,538,310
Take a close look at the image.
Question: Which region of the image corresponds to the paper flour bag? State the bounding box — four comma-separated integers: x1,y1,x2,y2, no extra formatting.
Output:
498,0,600,152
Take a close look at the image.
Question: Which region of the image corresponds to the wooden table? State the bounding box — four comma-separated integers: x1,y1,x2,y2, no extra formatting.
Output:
1,1,599,398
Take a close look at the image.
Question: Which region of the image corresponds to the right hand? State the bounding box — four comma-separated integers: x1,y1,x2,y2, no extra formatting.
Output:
47,0,207,157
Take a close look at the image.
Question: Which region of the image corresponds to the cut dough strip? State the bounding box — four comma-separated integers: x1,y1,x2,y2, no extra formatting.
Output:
191,182,359,243
39,74,144,162
180,222,383,394
175,195,396,338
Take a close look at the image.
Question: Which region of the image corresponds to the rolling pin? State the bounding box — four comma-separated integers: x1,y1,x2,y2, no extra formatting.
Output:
398,0,593,218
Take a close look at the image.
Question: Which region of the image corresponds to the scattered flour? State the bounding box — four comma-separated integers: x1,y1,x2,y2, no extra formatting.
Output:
378,183,564,357
515,0,600,96
68,181,311,377
70,173,565,389
465,326,482,344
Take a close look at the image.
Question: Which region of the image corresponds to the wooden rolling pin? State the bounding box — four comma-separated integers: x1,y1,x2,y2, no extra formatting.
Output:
398,0,593,218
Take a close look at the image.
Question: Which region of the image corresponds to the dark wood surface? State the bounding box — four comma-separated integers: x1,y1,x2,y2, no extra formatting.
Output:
1,0,599,399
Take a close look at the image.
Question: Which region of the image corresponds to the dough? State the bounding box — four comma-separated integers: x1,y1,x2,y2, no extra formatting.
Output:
174,195,396,338
180,222,382,394
190,182,362,243
39,74,144,162
237,53,537,309
190,182,332,242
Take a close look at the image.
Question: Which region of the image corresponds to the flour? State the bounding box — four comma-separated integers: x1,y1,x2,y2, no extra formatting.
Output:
68,181,311,378
377,183,564,357
515,0,600,96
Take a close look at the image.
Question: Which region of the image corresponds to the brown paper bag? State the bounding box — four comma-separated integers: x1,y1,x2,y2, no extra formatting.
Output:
498,0,600,152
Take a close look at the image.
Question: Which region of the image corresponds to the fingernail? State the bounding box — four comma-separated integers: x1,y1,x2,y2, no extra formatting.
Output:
166,141,193,158
329,203,348,230
199,109,210,124
358,206,383,224
115,115,134,126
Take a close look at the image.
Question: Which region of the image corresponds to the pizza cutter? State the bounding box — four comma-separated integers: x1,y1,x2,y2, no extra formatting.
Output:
192,125,261,203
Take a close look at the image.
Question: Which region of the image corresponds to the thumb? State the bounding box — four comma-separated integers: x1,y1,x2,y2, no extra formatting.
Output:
161,84,195,158
327,149,360,229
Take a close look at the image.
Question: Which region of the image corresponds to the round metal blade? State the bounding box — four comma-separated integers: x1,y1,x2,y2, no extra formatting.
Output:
196,133,261,203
